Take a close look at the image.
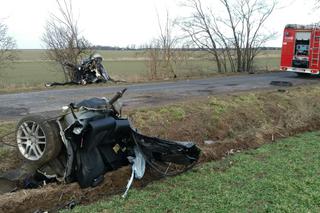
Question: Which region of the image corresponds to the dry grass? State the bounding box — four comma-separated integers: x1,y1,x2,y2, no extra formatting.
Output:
2,85,320,169
2,85,320,212
128,85,320,162
0,122,19,172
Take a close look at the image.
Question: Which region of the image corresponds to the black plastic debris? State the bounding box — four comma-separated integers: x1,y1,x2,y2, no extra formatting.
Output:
0,88,201,197
270,81,293,87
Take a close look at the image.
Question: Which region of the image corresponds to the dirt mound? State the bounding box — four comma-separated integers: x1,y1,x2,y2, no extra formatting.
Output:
0,166,163,213
2,85,320,212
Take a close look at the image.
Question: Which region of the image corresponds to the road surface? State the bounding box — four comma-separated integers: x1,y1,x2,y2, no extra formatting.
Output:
0,72,319,121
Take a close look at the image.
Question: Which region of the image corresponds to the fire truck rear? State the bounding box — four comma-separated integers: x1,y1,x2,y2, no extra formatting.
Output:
280,24,320,75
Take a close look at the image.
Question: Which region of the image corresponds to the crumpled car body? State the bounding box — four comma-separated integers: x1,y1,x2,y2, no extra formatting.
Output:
0,89,201,194
45,55,110,87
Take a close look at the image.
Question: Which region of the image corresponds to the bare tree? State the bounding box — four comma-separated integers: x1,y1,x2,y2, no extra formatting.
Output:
144,40,162,79
179,0,276,73
179,0,224,72
145,11,183,79
42,0,92,81
157,11,179,78
0,21,16,69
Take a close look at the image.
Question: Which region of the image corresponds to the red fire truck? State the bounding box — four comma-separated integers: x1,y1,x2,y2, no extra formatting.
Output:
280,24,320,75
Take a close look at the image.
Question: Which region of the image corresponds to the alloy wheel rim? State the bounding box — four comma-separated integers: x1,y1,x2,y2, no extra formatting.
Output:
17,121,46,161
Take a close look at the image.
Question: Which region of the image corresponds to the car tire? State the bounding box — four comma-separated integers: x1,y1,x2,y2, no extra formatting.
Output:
16,115,62,165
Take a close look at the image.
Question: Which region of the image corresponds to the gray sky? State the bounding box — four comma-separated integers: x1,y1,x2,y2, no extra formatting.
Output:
0,0,318,49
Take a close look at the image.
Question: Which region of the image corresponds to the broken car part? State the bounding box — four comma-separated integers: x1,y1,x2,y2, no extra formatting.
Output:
270,81,293,87
45,53,111,87
0,88,200,195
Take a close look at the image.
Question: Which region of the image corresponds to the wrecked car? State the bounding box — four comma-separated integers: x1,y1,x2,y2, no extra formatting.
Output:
45,53,112,87
1,88,200,195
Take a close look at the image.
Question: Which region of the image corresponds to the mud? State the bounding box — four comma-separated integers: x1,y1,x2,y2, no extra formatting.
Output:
0,166,163,213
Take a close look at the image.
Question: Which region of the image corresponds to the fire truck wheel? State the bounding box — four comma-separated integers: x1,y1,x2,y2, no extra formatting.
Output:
296,73,310,77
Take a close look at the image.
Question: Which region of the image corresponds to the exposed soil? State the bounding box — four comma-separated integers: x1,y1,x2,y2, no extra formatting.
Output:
1,85,320,212
0,167,166,213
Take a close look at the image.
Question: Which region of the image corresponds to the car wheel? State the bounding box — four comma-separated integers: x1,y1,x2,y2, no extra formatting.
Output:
16,115,62,164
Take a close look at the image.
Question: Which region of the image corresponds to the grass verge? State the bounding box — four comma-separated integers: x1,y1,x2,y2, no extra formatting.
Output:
1,85,320,212
128,85,320,162
69,131,320,212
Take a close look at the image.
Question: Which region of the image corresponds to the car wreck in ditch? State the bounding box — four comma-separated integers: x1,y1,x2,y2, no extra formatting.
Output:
0,88,200,196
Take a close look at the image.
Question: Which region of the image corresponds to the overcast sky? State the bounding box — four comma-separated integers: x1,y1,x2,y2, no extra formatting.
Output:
0,0,318,49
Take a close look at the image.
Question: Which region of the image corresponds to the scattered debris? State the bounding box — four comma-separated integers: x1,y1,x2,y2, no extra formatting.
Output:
270,81,293,87
33,210,48,213
226,149,241,156
45,53,123,87
277,89,287,93
204,140,217,145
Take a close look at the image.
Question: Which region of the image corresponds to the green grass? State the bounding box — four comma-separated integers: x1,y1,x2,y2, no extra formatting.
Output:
69,131,320,213
13,50,143,61
0,62,64,87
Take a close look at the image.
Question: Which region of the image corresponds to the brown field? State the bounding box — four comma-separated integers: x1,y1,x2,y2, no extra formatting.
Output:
0,49,281,90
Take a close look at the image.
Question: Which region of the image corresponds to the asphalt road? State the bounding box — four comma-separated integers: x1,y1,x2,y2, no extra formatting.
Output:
0,72,319,121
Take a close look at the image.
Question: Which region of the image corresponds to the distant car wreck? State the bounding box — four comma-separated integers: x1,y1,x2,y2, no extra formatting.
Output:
0,88,200,195
45,53,114,87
